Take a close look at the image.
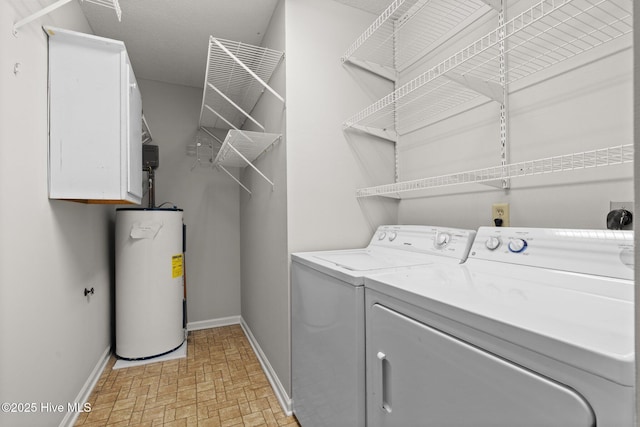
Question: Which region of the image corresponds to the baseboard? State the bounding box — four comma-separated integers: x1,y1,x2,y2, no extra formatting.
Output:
187,315,241,331
59,346,111,427
240,317,292,416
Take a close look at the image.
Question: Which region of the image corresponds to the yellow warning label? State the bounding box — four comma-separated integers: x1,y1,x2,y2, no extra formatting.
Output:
172,254,183,279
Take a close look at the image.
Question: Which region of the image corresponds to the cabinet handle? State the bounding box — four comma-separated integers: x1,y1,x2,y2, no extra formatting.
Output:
377,351,392,414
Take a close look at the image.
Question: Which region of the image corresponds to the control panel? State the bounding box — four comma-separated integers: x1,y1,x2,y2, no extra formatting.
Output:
468,226,634,280
483,235,528,253
369,225,476,261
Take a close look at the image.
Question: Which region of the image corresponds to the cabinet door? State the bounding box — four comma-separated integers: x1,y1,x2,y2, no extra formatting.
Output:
47,27,142,204
124,57,142,200
367,304,595,427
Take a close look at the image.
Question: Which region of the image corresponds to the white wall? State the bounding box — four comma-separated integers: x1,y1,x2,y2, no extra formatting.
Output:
0,2,111,426
138,79,241,324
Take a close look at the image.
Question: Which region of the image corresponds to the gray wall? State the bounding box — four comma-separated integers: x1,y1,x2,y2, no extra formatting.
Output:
0,2,110,426
285,0,397,254
138,79,242,325
239,0,290,398
239,0,396,400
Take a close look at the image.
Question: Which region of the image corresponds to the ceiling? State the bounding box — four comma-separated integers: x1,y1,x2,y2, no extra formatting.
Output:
80,0,389,89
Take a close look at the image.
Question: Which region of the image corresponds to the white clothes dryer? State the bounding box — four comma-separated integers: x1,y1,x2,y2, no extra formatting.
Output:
291,225,476,427
364,227,634,427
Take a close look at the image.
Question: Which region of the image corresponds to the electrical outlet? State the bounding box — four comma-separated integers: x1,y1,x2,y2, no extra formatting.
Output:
492,203,510,227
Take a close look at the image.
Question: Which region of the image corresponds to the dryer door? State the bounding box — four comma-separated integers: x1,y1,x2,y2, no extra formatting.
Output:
367,304,595,427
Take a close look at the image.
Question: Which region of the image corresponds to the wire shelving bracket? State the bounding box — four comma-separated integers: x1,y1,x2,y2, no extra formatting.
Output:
13,0,121,34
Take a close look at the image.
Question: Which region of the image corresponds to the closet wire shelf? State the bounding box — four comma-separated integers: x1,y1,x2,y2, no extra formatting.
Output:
214,131,281,168
189,130,281,195
356,144,633,198
142,115,152,144
196,37,285,194
199,37,284,132
342,0,490,78
84,0,121,17
343,0,632,137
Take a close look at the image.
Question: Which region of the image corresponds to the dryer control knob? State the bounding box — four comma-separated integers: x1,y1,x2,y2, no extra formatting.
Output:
485,236,501,251
508,238,528,253
378,232,387,240
434,232,451,248
388,231,398,241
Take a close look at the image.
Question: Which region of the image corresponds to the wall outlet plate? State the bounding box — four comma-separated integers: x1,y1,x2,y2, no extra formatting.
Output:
610,201,633,212
492,203,510,227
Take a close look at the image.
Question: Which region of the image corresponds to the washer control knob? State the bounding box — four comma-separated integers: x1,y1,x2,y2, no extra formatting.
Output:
434,232,451,249
388,231,398,242
378,232,387,240
508,238,528,253
485,236,502,251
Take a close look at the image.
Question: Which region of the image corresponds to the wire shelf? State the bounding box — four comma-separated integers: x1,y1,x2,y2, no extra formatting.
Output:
344,0,632,137
213,131,281,168
141,115,152,144
84,0,121,20
341,0,489,74
355,144,633,198
194,38,284,193
199,37,284,131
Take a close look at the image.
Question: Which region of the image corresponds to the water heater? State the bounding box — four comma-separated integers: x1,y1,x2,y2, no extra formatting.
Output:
115,208,185,359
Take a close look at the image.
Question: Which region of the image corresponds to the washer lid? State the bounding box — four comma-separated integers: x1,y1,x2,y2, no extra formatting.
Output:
314,249,431,271
365,263,634,386
292,247,444,285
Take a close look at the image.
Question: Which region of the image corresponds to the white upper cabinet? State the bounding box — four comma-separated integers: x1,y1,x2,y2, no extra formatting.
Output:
46,26,143,204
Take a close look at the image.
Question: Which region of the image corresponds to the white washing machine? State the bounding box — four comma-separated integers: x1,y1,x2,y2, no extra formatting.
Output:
364,226,634,427
291,225,476,427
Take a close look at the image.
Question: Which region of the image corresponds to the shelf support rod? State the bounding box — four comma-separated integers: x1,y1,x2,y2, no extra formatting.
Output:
224,142,275,188
218,165,252,195
199,126,224,146
211,38,285,104
203,104,256,144
344,124,397,142
207,83,265,131
14,0,73,34
14,0,121,34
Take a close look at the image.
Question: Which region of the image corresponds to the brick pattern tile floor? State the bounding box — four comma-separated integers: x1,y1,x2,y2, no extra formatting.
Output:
74,325,300,427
